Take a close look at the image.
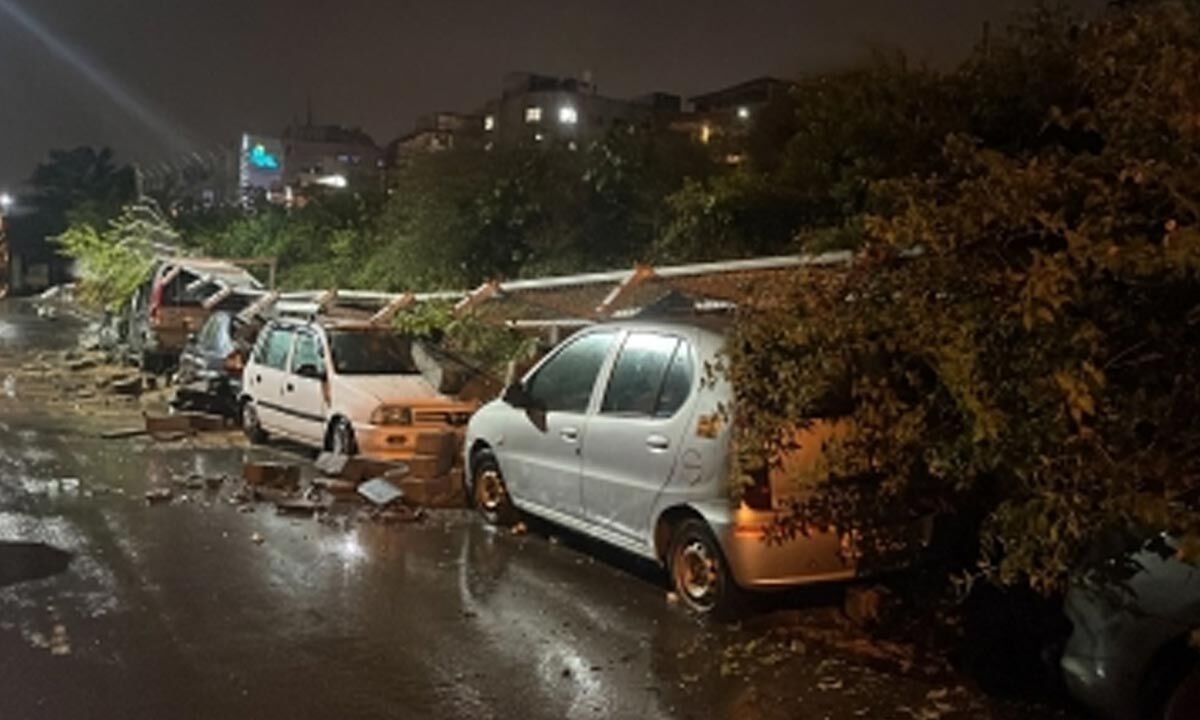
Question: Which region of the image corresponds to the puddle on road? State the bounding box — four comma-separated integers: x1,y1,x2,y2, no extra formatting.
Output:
0,541,72,587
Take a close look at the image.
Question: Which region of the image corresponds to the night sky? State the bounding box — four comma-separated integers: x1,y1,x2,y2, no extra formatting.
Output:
0,0,1104,190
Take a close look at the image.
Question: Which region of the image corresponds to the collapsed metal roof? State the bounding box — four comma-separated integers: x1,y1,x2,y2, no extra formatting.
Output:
213,251,853,329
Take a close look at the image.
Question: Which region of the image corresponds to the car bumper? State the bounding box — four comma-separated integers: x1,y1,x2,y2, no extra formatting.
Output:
711,508,858,589
353,423,464,475
1061,653,1130,720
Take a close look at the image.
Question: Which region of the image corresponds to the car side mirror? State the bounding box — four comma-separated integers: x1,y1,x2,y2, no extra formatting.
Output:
296,363,326,381
502,382,532,408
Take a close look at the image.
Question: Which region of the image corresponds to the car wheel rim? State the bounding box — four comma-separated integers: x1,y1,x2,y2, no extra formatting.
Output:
476,469,505,513
332,426,349,455
675,539,719,609
242,404,257,433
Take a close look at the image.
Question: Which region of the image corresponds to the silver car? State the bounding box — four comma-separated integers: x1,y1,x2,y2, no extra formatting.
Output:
464,319,867,616
1061,537,1200,720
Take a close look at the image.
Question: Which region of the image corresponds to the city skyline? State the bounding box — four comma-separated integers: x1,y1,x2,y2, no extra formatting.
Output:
0,0,1104,189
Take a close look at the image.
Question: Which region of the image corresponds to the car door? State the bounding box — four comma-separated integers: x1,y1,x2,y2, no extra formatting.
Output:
500,331,618,520
581,332,697,545
283,329,330,445
247,326,295,433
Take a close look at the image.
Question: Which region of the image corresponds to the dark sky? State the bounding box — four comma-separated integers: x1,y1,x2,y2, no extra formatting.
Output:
0,0,1103,190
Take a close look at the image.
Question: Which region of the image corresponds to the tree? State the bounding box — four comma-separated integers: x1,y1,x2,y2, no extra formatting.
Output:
56,201,175,312
728,0,1200,594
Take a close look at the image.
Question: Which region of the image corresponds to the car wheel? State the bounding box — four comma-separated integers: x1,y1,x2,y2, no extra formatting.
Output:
668,518,743,619
241,399,268,444
328,418,358,457
470,450,517,526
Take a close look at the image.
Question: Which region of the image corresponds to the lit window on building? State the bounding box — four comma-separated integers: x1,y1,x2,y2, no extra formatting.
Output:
525,106,543,123
558,105,578,125
700,123,713,144
484,115,496,131
533,132,545,143
737,106,751,121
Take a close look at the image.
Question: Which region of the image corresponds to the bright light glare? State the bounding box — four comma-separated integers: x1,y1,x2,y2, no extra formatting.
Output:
315,174,348,189
0,193,12,210
0,0,188,154
737,106,751,120
558,106,578,125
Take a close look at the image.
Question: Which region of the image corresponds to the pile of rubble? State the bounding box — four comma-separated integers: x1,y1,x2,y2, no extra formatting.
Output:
142,452,466,529
7,348,175,418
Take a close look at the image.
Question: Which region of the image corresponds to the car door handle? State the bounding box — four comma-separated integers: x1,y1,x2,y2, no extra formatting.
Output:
285,382,294,393
646,434,670,452
560,427,580,443
254,375,262,385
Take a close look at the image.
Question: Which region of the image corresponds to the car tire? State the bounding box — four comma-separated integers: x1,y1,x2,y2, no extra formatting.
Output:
1143,650,1200,720
667,518,744,619
241,399,268,444
470,450,517,526
328,418,358,457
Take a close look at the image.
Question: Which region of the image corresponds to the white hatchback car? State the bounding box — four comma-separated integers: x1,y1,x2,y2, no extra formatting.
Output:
240,318,475,462
465,319,893,616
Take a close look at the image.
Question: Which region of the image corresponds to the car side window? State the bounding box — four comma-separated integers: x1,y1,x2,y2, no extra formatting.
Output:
601,333,680,417
261,328,294,370
526,332,616,413
654,341,694,418
198,316,220,349
251,328,272,364
290,332,326,375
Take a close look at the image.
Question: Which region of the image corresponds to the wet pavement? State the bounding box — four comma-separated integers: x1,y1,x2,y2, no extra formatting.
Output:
0,300,1078,720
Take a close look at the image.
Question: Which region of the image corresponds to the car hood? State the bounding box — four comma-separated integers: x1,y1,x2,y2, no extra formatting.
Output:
332,374,445,406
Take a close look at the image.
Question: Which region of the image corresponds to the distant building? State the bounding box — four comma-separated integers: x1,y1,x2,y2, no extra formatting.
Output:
281,119,384,195
387,112,484,166
678,76,796,163
479,72,682,149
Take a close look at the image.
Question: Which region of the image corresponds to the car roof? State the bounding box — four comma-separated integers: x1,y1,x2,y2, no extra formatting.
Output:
266,316,398,332
579,317,729,343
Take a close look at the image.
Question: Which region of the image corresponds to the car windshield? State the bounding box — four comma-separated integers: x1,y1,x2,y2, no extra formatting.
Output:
328,330,420,375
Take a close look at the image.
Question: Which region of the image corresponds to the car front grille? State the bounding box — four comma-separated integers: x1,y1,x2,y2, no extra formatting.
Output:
414,410,471,427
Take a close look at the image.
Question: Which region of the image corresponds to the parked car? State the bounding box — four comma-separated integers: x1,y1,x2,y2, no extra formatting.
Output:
1061,535,1200,720
173,311,256,416
239,318,477,469
464,319,928,616
126,258,262,372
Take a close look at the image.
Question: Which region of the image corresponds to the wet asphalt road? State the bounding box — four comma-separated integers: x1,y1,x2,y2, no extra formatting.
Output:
0,300,1076,720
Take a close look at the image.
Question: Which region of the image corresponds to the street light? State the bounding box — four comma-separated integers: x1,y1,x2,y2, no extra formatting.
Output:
0,193,12,211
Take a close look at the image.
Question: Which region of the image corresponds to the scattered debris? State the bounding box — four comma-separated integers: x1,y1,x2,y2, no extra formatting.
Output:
371,505,425,524
357,478,405,507
250,532,264,545
144,487,174,505
511,521,528,536
312,477,358,496
275,498,328,516
243,461,301,490
100,427,148,440
666,592,680,605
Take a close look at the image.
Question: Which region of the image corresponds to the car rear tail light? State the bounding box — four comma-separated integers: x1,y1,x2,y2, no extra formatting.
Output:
148,278,165,326
224,351,244,376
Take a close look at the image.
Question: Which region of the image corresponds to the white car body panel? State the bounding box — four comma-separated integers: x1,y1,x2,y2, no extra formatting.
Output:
466,320,862,590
